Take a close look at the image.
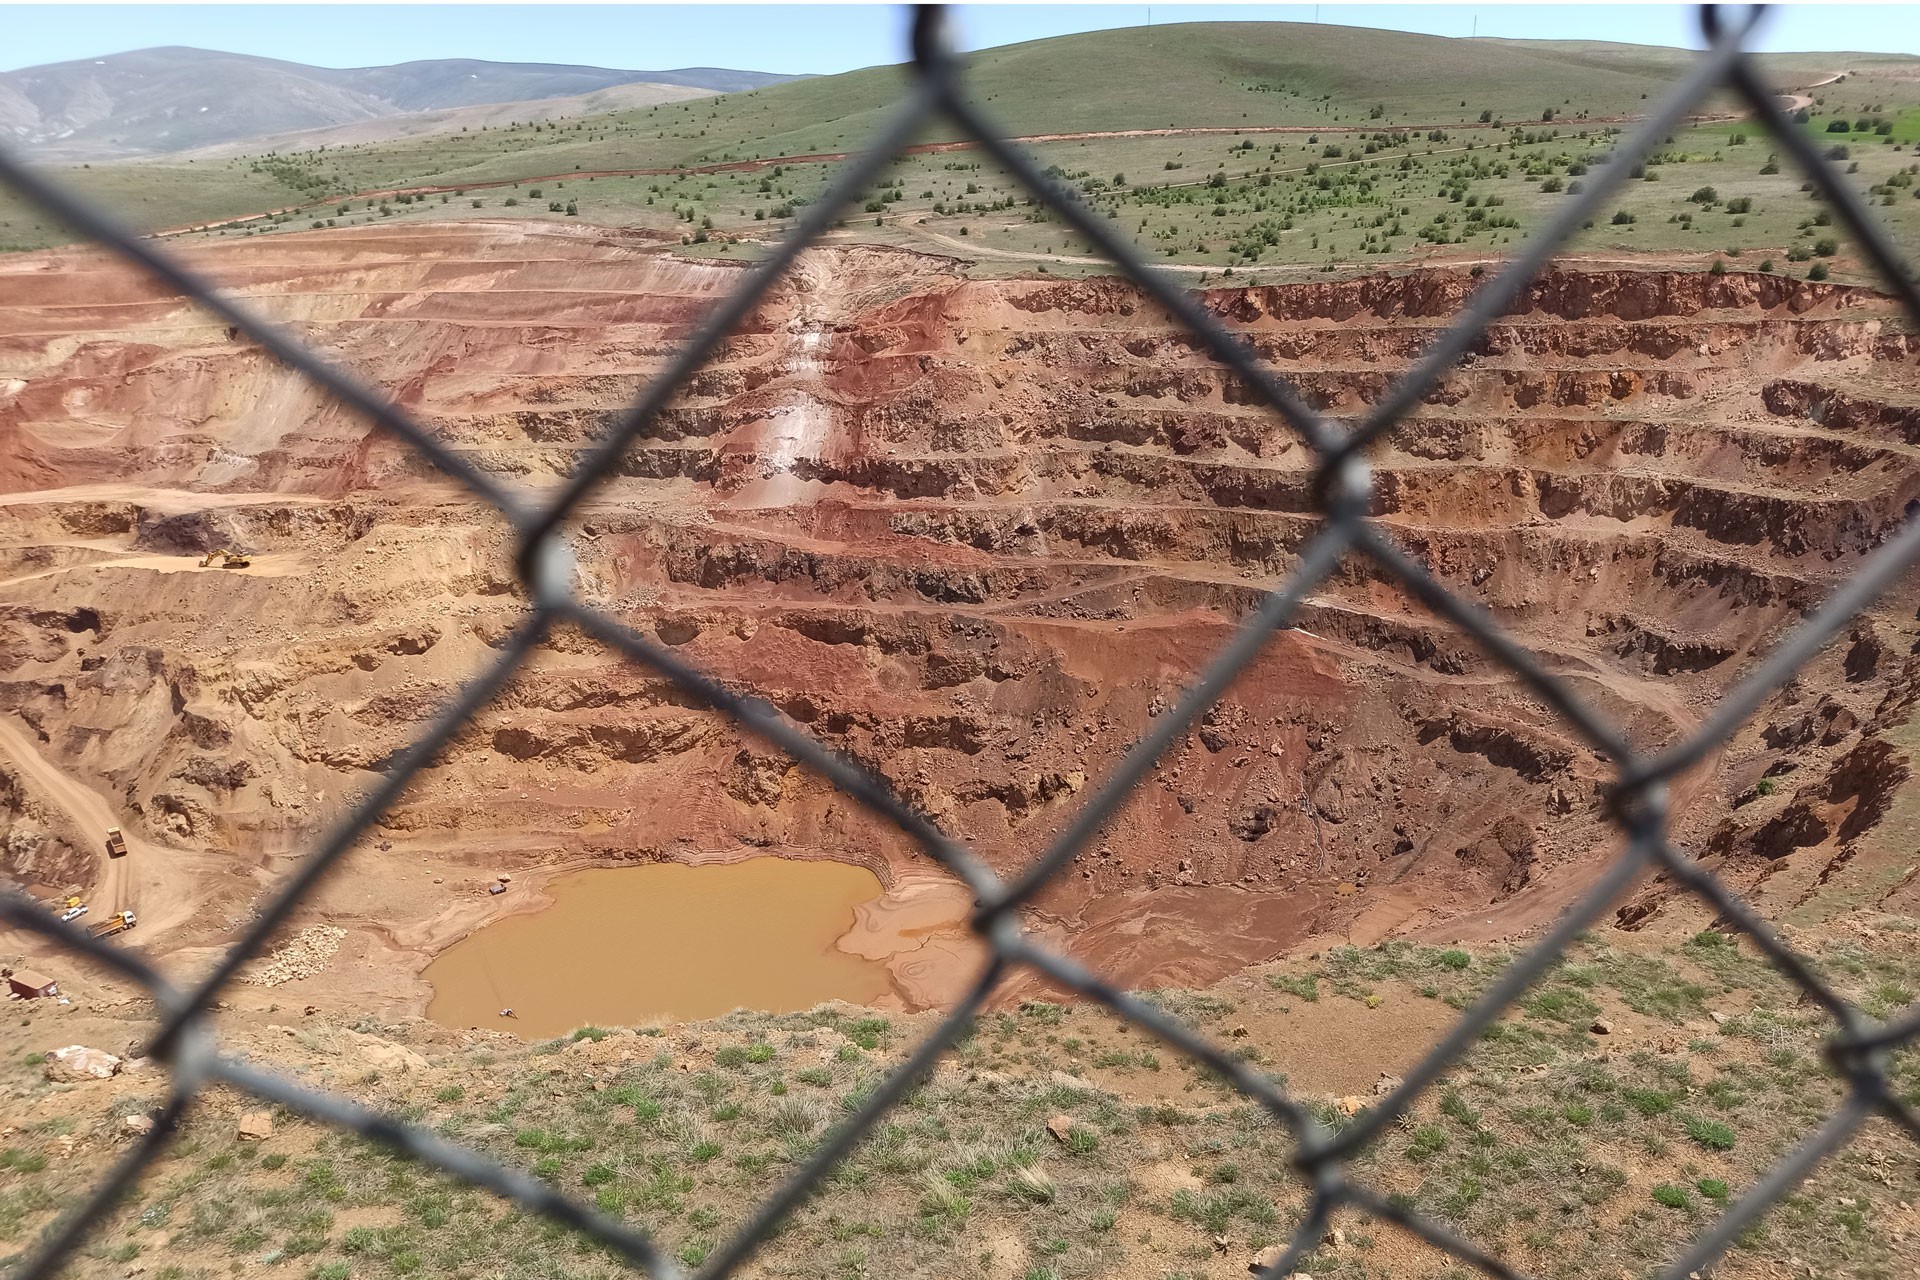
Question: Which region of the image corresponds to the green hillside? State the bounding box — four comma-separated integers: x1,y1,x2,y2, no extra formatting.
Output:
0,21,1909,254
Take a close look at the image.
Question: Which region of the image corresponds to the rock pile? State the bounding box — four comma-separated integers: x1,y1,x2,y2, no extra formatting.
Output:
239,925,347,986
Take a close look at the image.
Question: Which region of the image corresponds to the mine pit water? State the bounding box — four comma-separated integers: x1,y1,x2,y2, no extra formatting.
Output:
423,860,892,1037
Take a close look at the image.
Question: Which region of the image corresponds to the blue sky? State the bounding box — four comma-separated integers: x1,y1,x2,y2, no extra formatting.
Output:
3,5,1919,76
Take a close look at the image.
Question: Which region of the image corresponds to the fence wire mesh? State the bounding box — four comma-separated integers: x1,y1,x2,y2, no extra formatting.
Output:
2,4,1919,1278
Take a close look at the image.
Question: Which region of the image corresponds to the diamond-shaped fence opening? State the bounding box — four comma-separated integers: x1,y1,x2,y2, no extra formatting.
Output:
3,6,1920,1280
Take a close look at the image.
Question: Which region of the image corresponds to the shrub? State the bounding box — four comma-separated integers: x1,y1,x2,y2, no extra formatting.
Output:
1690,185,1719,204
1710,259,1727,275
1406,1124,1449,1161
1267,972,1319,1001
1809,263,1830,281
1759,259,1775,273
1612,210,1636,225
1684,1114,1738,1151
1439,949,1471,970
1697,1178,1731,1202
765,1096,827,1136
1652,1183,1691,1210
1726,196,1753,213
1755,777,1777,796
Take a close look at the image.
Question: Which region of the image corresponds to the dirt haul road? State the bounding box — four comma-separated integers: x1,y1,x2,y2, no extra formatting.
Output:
1,221,1915,1027
0,715,216,937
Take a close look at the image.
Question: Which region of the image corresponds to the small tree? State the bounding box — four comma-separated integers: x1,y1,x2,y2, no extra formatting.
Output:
1809,262,1830,280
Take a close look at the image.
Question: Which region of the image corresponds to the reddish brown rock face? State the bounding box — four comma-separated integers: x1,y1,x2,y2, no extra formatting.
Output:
1,221,1916,1009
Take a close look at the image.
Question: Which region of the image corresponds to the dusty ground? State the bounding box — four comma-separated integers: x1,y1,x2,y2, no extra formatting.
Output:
1,221,1918,1044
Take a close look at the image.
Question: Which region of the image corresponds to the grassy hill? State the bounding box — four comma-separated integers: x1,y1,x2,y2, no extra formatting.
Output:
0,21,1912,258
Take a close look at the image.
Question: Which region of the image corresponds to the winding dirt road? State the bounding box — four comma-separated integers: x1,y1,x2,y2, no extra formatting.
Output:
0,715,211,938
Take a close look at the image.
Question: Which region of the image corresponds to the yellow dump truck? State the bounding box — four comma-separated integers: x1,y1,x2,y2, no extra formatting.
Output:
105,828,127,859
86,910,136,939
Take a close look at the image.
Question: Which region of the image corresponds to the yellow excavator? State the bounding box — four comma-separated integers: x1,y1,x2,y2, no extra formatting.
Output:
198,548,251,569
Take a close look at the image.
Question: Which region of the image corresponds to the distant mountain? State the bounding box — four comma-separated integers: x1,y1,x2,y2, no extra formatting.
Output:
0,47,798,160
172,82,722,160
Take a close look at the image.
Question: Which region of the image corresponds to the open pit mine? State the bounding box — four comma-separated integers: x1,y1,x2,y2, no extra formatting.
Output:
2,221,1917,1023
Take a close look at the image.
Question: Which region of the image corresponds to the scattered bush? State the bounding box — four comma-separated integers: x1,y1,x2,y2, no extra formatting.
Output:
1684,1114,1738,1151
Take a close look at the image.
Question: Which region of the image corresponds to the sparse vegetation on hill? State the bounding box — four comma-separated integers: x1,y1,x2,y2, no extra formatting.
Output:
5,931,1916,1279
3,22,1911,279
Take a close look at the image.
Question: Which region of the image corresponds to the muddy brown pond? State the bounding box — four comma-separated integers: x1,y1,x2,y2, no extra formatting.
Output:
424,859,892,1037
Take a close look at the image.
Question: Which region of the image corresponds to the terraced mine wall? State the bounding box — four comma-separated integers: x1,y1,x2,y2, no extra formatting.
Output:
1,222,1916,1007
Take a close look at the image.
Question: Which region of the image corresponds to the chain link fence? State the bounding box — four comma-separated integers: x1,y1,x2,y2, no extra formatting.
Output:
3,5,1919,1277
